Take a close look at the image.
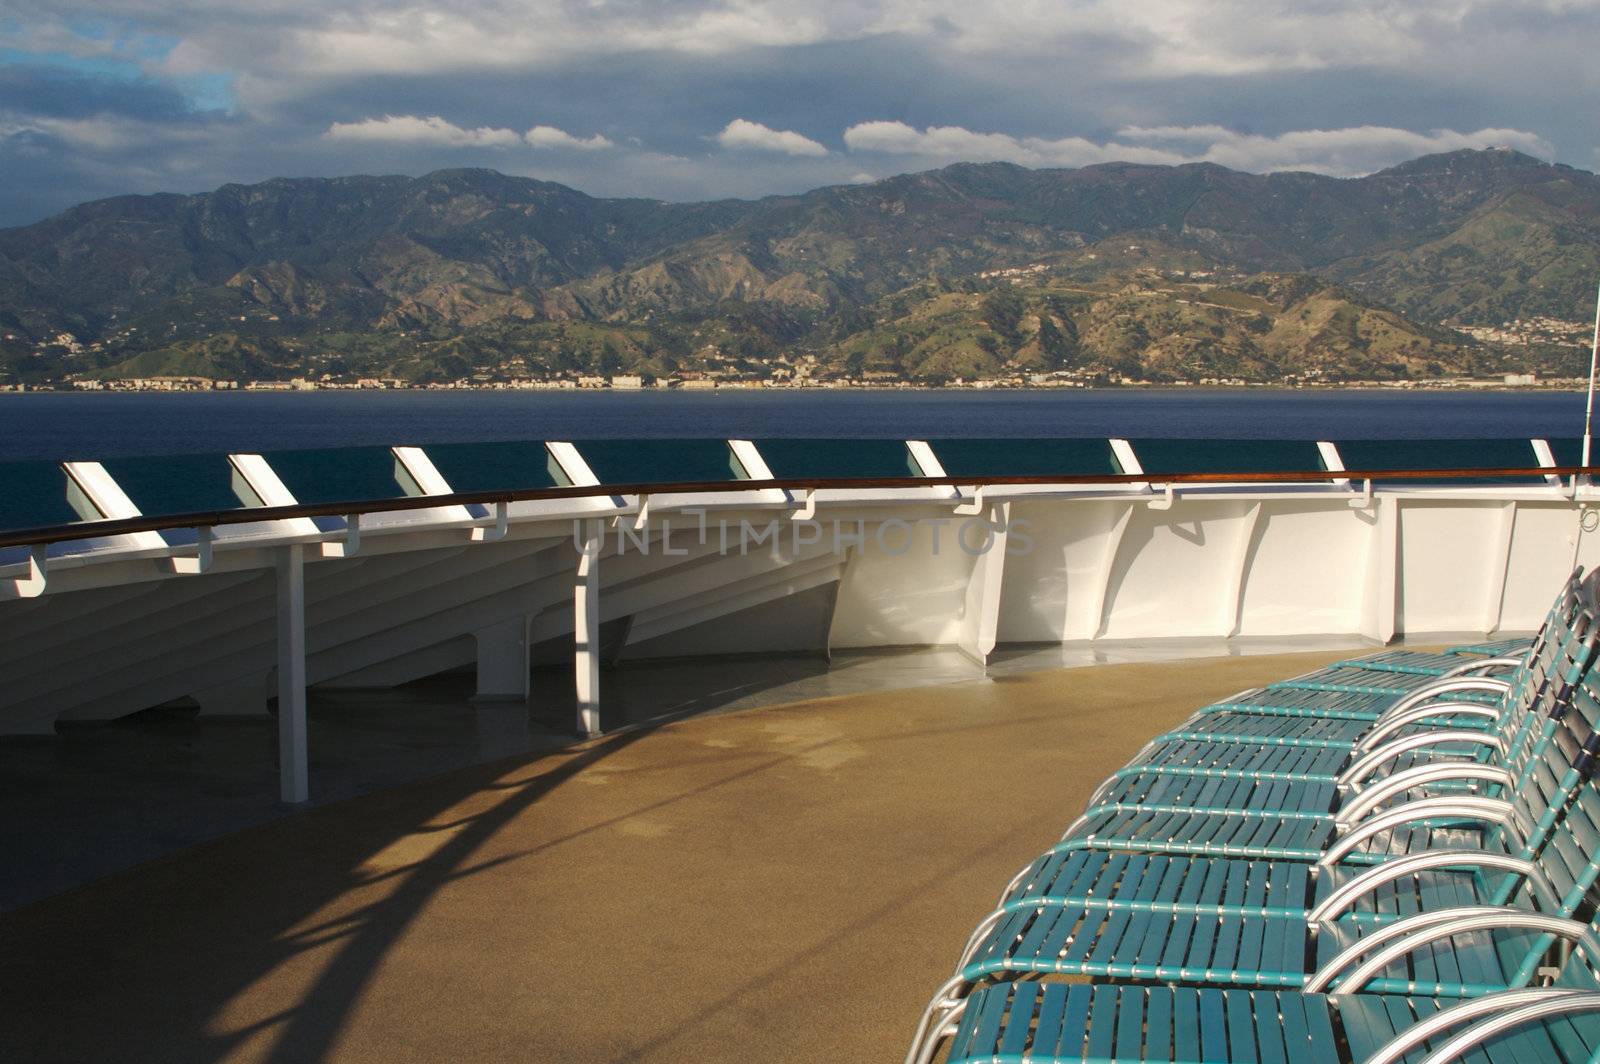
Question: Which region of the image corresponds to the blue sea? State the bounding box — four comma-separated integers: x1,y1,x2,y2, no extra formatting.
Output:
0,388,1590,462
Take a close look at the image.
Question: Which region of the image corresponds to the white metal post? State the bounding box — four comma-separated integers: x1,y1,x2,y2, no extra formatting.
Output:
957,502,1009,666
276,544,309,804
1584,278,1600,467
1364,497,1400,644
574,519,603,738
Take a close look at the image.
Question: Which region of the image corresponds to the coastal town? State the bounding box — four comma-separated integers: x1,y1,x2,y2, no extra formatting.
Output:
14,369,1577,393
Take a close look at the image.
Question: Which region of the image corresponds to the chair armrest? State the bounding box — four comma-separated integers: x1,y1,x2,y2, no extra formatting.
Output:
1363,988,1593,1064
1411,994,1600,1064
1336,763,1514,827
1357,703,1499,750
1305,906,1516,992
1307,908,1585,994
1441,655,1526,678
1376,678,1511,720
1319,795,1515,867
1309,850,1534,923
1339,730,1501,786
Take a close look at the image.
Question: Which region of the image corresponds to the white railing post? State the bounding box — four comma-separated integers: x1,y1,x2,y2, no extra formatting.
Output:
575,519,603,738
276,544,309,804
1362,495,1401,644
1220,502,1264,637
957,502,1009,665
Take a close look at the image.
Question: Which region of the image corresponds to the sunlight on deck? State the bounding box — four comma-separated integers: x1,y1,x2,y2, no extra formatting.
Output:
0,649,1361,1063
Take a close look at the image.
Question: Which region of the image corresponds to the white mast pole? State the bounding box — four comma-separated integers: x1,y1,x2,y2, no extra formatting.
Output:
1585,277,1600,468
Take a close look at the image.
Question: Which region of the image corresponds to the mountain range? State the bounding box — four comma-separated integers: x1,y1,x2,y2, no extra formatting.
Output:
2,147,1597,386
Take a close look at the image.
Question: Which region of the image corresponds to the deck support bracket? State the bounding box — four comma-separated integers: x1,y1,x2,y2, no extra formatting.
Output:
790,488,817,521
471,500,510,543
170,526,214,575
5,544,48,599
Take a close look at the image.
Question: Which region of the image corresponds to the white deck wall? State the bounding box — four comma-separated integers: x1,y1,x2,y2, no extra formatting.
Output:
3,457,1596,737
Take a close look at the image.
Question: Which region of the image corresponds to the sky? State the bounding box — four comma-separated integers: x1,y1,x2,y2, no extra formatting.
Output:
1,1,1598,227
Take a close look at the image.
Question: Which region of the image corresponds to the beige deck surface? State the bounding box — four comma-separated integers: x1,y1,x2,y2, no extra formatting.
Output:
0,648,1359,1063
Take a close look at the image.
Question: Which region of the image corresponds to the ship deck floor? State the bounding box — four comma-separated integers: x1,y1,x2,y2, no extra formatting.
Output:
1,647,1377,1063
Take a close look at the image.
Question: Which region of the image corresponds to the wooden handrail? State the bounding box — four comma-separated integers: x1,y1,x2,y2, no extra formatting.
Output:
0,465,1593,552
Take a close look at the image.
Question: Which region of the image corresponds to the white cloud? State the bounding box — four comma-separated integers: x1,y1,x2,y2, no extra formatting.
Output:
13,0,1599,115
525,125,612,150
321,115,612,151
842,120,1555,177
136,1,1578,87
716,118,826,157
1118,124,1555,175
842,121,1183,168
3,115,214,153
323,114,522,148
3,1,1594,220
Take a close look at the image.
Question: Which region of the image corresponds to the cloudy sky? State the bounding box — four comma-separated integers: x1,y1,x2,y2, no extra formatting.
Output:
2,1,1598,226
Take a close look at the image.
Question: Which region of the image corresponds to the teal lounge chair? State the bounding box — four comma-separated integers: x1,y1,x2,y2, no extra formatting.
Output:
1287,571,1579,685
1337,647,1526,676
906,684,1600,1052
1111,573,1589,774
1449,635,1544,657
1175,572,1585,732
1084,611,1597,818
926,978,1600,1064
1268,577,1573,686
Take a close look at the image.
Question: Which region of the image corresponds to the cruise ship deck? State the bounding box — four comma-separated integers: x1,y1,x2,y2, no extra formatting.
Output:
3,432,1597,1061
0,648,1363,1064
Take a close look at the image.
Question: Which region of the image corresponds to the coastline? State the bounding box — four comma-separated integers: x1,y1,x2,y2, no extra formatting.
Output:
0,380,1586,396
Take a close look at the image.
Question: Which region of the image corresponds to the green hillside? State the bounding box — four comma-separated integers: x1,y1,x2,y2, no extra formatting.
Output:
2,148,1596,387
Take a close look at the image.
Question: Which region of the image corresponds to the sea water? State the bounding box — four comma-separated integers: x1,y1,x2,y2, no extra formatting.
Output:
0,388,1588,462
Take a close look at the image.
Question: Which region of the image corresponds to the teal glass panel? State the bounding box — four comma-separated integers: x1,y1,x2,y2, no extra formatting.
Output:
0,460,185,559
1335,438,1541,484
0,460,76,532
752,439,917,478
102,454,241,519
574,439,741,485
1545,438,1586,469
1129,439,1324,475
261,446,403,505
929,439,1118,478
425,441,560,494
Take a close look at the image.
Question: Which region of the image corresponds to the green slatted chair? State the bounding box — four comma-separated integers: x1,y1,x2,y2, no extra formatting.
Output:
1084,609,1597,819
1450,635,1543,658
906,574,1597,1064
927,977,1600,1064
907,682,1600,1049
1084,574,1593,816
1168,638,1563,750
1337,647,1527,677
1201,684,1501,723
1300,575,1572,680
1176,571,1585,733
1053,661,1592,872
1171,570,1584,743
